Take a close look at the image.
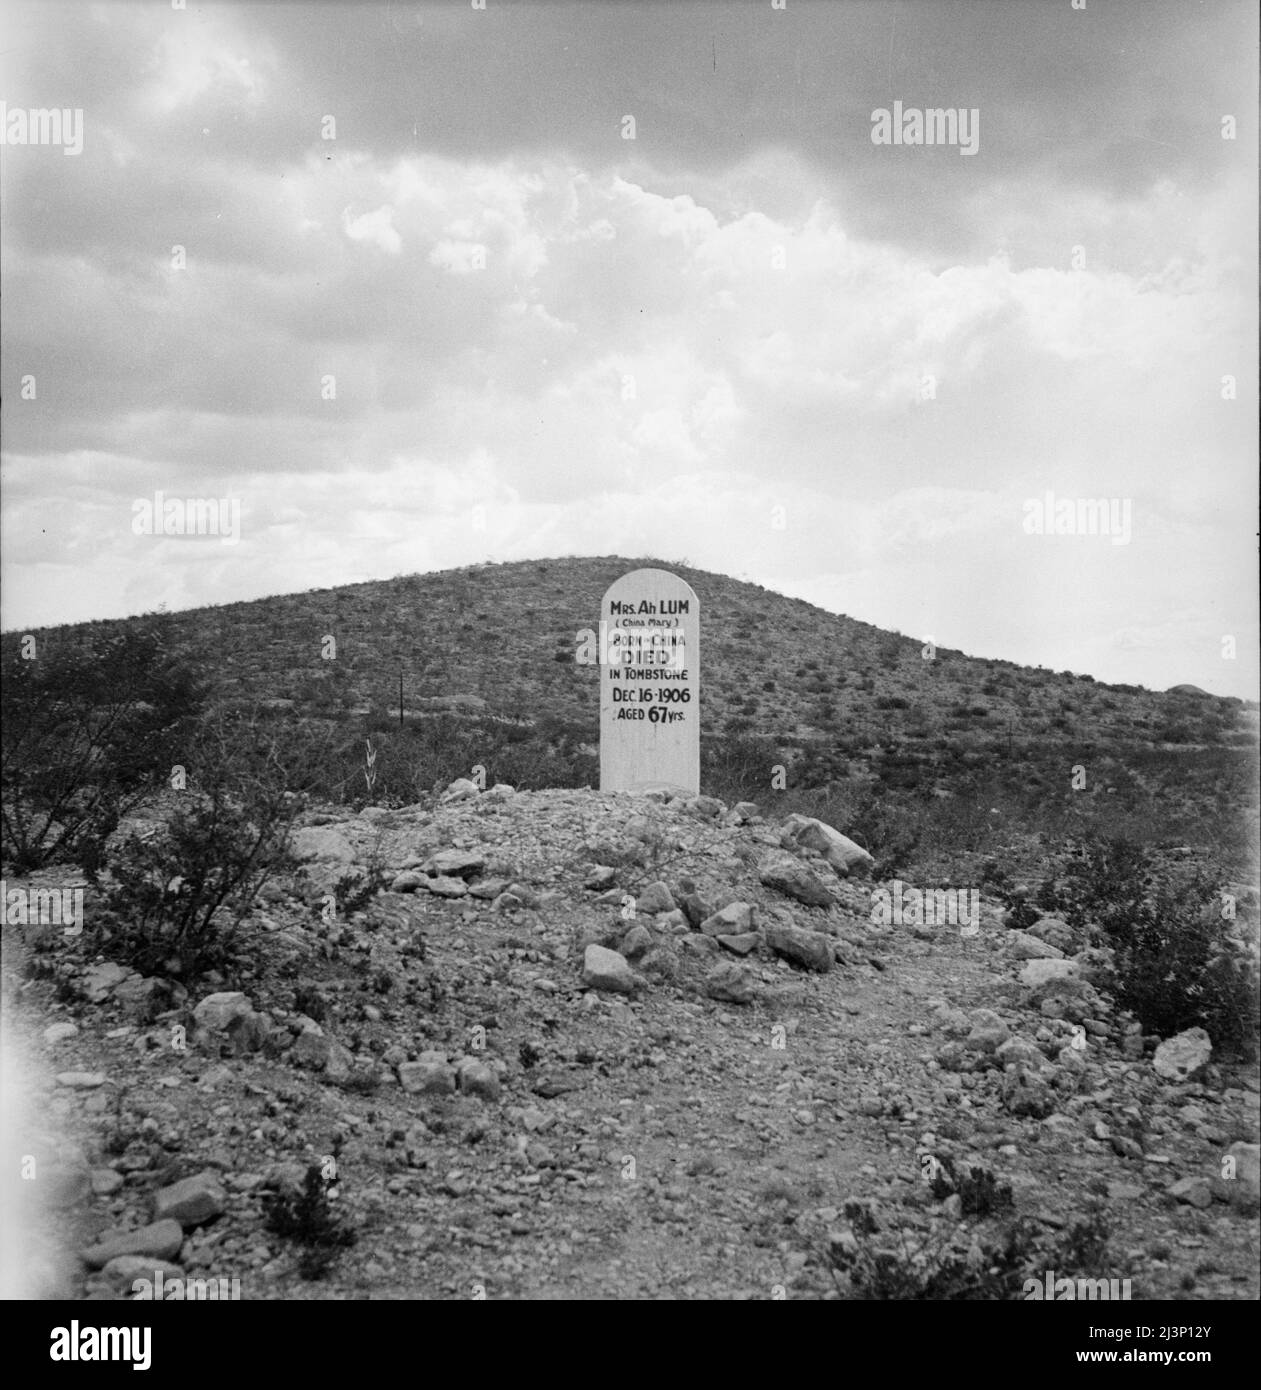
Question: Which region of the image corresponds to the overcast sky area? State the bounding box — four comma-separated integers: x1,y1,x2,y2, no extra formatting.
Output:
1,0,1256,698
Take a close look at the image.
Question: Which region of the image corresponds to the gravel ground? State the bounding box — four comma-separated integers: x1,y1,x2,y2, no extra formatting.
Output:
3,786,1257,1301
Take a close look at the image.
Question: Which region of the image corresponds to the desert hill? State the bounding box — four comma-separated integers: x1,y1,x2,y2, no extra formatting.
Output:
17,555,1251,746
5,557,1256,877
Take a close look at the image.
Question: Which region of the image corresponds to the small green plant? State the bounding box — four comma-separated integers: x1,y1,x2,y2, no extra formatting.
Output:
362,739,378,798
293,985,328,1022
101,1097,140,1159
929,1158,1015,1218
1056,1205,1112,1278
327,825,390,916
331,867,382,917
263,1164,356,1280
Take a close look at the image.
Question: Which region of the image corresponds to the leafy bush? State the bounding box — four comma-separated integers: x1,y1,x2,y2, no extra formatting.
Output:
1034,876,1062,914
1001,895,1041,931
829,1211,1039,1301
1058,837,1259,1058
1,622,203,872
846,792,921,879
292,985,328,1022
980,859,1011,894
86,710,297,981
703,733,782,804
1055,837,1154,928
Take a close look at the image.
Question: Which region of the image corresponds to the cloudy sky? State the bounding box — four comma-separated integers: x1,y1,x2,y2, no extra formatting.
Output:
2,0,1256,697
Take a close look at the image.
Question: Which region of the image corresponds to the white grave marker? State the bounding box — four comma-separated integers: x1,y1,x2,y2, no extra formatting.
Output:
599,568,700,795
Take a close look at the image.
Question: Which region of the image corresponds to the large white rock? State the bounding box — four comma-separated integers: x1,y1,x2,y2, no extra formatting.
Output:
153,1171,227,1228
581,944,635,994
398,1057,456,1095
965,1009,1012,1053
634,881,676,914
193,992,253,1033
759,851,835,908
82,1220,184,1269
763,920,833,972
290,827,355,863
1019,958,1079,988
704,962,756,1004
1008,931,1064,961
1152,1027,1212,1082
423,848,486,878
780,815,875,876
455,1056,502,1100
700,902,756,936
81,962,137,1003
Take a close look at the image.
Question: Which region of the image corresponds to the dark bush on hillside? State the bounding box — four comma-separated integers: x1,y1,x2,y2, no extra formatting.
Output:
1,623,203,872
1000,894,1040,930
1058,838,1258,1058
703,734,783,804
1054,837,1154,928
776,782,922,879
847,793,921,878
980,859,1011,894
87,709,297,981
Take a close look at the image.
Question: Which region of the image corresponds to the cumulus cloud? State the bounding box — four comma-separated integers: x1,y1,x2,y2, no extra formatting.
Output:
145,19,270,115
343,204,401,254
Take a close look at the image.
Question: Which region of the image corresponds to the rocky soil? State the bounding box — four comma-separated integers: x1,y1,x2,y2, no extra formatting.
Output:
3,782,1258,1300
